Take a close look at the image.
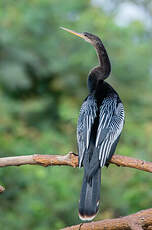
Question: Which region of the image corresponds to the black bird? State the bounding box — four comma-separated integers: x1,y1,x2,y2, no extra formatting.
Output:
61,27,125,221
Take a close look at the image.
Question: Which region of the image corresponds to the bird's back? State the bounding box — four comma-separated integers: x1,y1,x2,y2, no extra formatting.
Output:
77,81,124,173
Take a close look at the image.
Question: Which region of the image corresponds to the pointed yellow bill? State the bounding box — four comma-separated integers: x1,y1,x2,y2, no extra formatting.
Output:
60,27,85,39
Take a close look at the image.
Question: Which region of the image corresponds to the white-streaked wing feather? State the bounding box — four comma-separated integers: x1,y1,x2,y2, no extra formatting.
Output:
95,96,125,167
77,95,97,167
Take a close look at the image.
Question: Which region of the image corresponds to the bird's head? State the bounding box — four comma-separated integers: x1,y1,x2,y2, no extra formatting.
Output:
60,27,100,46
60,27,111,80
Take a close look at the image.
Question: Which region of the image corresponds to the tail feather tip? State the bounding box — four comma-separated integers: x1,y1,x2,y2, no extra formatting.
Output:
78,212,97,221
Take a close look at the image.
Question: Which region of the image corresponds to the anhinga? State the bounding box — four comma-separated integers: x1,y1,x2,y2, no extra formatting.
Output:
61,27,125,221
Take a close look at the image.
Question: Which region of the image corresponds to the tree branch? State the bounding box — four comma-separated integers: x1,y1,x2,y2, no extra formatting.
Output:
0,153,151,174
62,208,152,230
0,153,152,229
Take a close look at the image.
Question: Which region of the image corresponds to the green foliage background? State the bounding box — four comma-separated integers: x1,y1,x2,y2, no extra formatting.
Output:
0,0,152,229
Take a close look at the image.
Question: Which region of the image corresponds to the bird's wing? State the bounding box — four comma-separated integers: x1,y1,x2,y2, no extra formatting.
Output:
95,95,125,167
77,95,98,167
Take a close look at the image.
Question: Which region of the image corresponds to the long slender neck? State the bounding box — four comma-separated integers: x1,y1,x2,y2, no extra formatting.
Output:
87,39,111,94
94,40,111,79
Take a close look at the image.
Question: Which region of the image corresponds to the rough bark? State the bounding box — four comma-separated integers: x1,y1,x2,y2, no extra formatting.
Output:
62,208,152,230
0,153,151,174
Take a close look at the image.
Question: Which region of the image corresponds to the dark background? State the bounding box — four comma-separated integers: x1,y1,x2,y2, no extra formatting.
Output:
0,0,152,229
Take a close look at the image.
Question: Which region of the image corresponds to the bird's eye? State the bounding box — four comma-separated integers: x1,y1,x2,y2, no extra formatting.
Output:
83,33,88,37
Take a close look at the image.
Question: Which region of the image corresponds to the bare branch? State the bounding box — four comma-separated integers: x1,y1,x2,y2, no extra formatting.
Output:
0,152,78,168
0,153,151,174
110,155,152,173
0,153,152,229
62,208,152,230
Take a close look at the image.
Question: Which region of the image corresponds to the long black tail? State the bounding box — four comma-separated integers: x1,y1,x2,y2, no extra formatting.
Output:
79,167,101,221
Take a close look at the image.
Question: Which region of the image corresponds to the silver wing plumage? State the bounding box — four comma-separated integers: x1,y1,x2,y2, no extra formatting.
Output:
77,94,125,168
95,95,125,167
77,95,97,167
